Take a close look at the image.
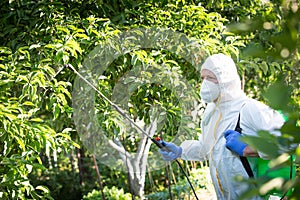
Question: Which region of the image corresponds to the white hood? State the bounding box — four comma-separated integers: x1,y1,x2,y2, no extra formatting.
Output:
201,53,244,102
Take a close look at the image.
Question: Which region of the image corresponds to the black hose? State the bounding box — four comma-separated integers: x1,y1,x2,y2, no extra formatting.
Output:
175,160,199,200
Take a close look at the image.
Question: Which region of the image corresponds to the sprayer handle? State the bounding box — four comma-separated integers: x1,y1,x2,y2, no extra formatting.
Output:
153,137,172,152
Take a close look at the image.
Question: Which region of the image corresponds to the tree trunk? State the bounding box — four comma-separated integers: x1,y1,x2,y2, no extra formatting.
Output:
127,136,150,198
108,117,158,198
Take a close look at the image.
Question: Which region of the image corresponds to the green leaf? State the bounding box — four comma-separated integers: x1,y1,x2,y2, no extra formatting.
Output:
56,133,71,140
0,47,12,54
29,85,37,100
30,118,43,122
262,77,292,111
56,26,70,35
242,43,266,58
36,157,42,165
22,101,35,106
62,128,74,133
65,39,82,55
45,43,63,49
281,122,300,141
4,112,17,121
74,33,89,39
62,52,69,63
29,44,41,49
71,141,81,149
16,75,29,83
36,185,50,193
0,64,6,70
14,136,26,151
242,131,279,158
260,61,268,75
26,164,33,173
53,103,60,120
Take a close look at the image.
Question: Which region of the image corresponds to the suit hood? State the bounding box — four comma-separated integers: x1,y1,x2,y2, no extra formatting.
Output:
201,53,245,102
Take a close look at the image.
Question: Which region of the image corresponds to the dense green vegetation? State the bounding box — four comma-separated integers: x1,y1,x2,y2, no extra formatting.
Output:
0,0,299,199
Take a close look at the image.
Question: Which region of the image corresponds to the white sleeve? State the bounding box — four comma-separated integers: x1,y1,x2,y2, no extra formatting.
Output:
241,99,285,158
241,100,285,135
180,139,206,161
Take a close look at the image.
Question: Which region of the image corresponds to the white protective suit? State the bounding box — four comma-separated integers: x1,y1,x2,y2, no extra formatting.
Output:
180,54,285,200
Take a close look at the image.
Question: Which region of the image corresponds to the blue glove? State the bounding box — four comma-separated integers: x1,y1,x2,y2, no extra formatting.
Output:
224,130,247,156
158,142,182,161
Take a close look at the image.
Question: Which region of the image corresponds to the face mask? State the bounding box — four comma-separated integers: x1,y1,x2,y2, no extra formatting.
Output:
200,80,220,103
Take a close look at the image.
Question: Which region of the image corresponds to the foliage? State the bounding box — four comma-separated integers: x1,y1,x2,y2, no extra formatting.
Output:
147,165,214,199
28,153,85,200
0,0,82,199
223,0,300,198
0,44,76,199
0,0,299,199
82,186,133,200
228,0,300,102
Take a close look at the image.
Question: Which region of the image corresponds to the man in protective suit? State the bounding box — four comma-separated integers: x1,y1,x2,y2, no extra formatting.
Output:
158,53,286,199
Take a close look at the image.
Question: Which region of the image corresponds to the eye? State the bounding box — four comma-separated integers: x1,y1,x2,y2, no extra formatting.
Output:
206,76,218,84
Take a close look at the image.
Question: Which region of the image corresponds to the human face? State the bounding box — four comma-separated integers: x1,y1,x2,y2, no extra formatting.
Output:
200,69,218,84
200,69,220,103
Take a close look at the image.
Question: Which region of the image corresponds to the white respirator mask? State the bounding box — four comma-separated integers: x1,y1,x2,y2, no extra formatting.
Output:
200,79,220,103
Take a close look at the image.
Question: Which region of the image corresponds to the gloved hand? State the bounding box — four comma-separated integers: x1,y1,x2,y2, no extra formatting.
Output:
224,130,247,156
158,142,182,161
